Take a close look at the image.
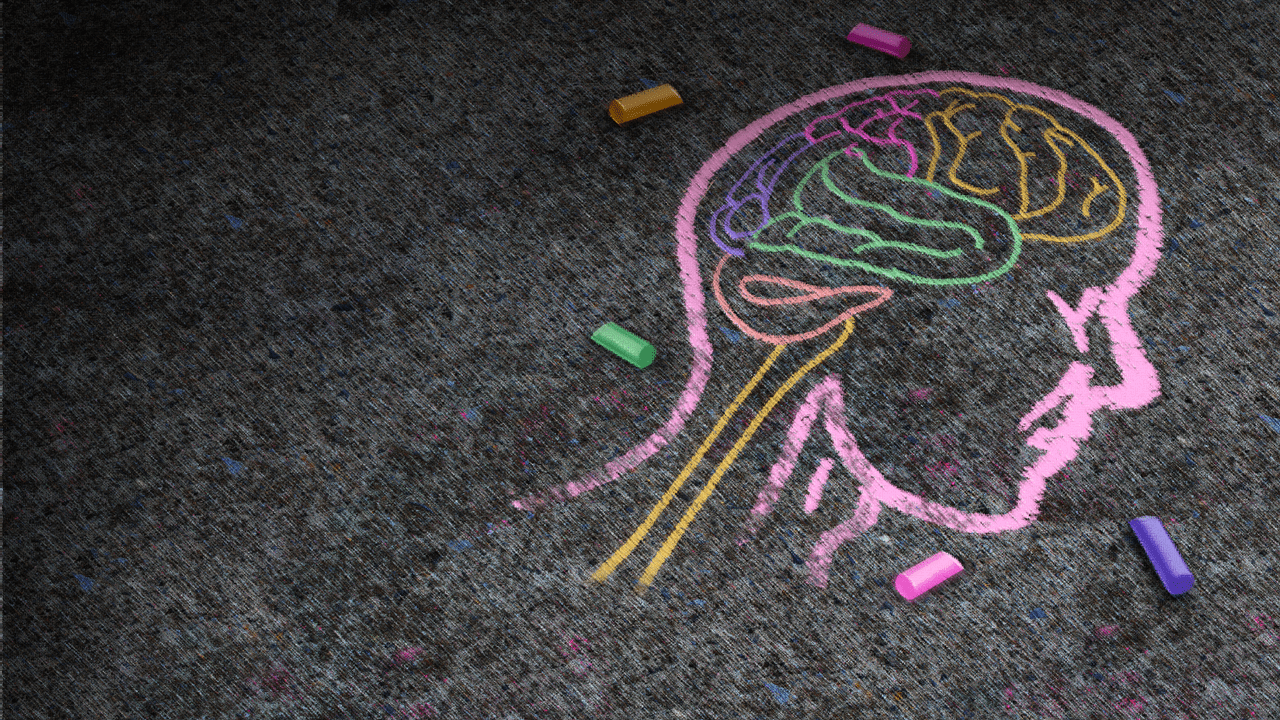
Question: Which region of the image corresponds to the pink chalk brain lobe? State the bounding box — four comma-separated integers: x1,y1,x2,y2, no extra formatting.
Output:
519,72,1162,591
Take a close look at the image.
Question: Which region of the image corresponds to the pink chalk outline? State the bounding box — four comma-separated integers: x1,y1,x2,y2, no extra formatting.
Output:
517,72,1162,589
804,457,836,514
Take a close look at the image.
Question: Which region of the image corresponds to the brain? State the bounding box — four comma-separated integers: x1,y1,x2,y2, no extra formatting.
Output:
708,87,1132,343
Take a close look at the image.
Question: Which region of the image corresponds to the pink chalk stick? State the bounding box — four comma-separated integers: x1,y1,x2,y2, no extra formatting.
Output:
895,551,963,601
847,23,911,59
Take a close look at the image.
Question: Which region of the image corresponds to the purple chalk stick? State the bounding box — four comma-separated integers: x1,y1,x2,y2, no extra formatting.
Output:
846,23,912,59
1129,516,1195,595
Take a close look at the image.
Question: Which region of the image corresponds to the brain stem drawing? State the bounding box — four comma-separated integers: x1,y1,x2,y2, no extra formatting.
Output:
515,72,1163,591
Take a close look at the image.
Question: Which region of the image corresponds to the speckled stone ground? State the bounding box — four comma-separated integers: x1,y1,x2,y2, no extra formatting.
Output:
6,1,1280,717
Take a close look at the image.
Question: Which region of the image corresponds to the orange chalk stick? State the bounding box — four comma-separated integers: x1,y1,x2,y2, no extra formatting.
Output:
608,84,683,124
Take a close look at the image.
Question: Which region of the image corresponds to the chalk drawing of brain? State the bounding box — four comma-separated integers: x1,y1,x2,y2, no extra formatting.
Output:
517,72,1162,591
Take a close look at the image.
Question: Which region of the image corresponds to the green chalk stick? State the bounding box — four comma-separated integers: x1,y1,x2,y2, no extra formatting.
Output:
591,322,655,369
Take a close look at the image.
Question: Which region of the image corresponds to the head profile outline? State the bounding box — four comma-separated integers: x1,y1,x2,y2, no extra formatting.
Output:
517,71,1162,591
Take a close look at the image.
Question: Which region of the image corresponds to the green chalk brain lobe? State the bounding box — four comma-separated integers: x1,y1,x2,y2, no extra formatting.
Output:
747,146,1023,287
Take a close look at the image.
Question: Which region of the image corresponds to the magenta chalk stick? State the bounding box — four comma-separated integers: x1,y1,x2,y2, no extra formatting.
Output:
895,551,964,601
1130,516,1195,595
846,23,912,59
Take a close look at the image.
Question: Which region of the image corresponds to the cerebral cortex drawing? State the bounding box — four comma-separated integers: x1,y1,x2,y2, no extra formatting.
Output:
516,72,1163,592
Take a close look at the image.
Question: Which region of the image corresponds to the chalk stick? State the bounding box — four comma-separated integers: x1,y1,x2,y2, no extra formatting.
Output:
1129,516,1195,595
846,23,912,59
592,322,656,369
608,84,683,125
895,551,963,601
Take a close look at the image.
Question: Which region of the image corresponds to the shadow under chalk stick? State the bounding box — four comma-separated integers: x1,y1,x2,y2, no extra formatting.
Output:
1129,516,1195,595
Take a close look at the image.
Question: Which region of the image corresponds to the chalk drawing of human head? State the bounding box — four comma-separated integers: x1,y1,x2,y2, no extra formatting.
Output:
517,72,1162,591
